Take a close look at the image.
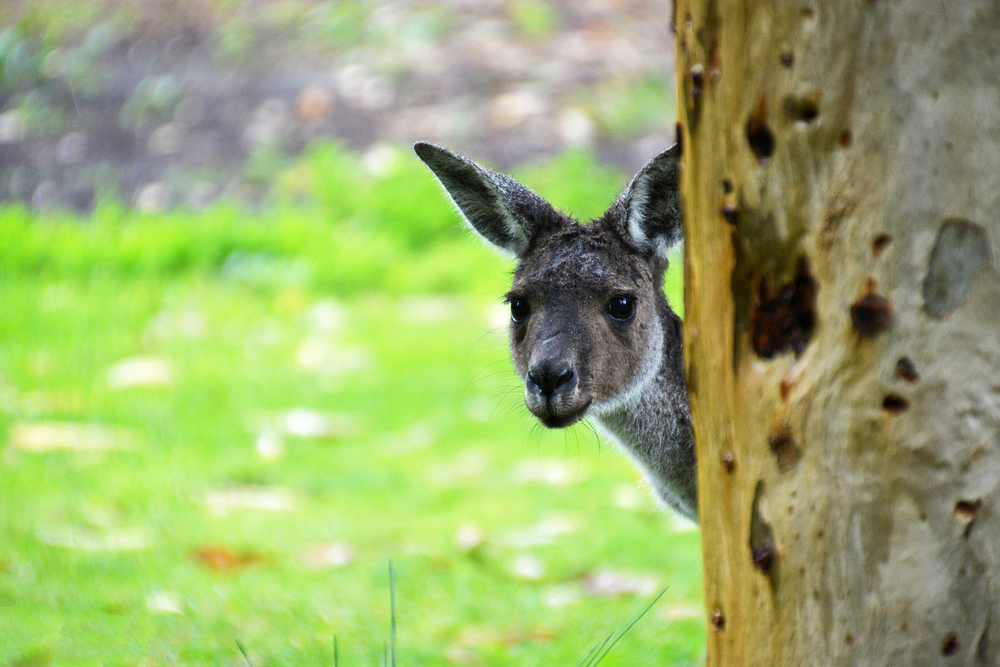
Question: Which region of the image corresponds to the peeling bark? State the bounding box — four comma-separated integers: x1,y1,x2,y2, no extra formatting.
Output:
676,1,1000,665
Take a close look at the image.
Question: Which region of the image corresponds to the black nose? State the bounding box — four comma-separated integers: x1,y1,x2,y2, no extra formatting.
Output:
526,361,577,397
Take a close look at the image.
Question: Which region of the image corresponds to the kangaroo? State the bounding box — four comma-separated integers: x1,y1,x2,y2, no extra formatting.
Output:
414,142,697,521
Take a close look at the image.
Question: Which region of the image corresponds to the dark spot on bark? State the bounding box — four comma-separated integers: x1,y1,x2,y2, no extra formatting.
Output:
845,634,854,645
816,529,825,539
752,541,774,572
882,394,909,414
923,218,993,319
955,500,981,537
747,95,775,164
783,92,821,123
851,291,892,337
839,130,854,147
769,430,801,472
721,452,736,473
873,234,892,257
751,258,816,358
722,179,733,194
721,202,738,225
710,609,725,631
750,481,777,580
689,64,704,101
779,52,794,67
942,633,960,656
802,7,815,18
896,357,920,383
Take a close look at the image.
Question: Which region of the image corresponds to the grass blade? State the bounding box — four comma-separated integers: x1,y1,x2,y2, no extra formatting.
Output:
585,586,669,667
236,640,253,667
577,632,613,667
390,560,398,667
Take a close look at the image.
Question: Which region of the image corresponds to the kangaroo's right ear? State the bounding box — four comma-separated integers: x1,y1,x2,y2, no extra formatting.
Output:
414,142,562,258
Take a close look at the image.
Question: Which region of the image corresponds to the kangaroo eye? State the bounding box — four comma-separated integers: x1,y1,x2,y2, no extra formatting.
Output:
509,298,530,323
606,296,635,321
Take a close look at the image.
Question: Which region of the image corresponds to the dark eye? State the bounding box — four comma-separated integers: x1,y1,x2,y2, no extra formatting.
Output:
606,296,635,321
509,298,530,323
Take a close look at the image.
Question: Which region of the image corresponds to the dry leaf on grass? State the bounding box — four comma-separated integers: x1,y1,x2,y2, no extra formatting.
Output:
581,570,661,597
9,422,139,453
106,357,174,389
191,546,267,572
204,486,296,515
302,543,354,569
36,525,149,551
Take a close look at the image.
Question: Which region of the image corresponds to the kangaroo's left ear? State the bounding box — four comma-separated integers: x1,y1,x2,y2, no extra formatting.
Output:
609,144,682,258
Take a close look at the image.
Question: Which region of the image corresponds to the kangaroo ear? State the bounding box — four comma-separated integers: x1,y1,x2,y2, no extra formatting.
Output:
611,144,682,258
414,142,562,257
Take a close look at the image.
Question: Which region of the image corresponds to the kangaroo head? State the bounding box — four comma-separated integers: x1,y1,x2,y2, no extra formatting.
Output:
414,142,682,429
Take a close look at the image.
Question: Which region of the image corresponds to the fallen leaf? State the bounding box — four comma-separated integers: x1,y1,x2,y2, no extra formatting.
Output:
455,523,486,553
513,459,580,486
280,408,358,439
192,546,266,572
581,570,660,598
511,554,545,580
302,543,353,569
204,486,296,515
255,430,284,460
106,357,173,389
9,422,138,453
35,525,149,551
542,584,580,607
501,513,581,547
660,604,703,621
146,591,183,615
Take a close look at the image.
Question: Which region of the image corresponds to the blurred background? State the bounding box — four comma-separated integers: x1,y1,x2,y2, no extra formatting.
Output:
0,0,703,664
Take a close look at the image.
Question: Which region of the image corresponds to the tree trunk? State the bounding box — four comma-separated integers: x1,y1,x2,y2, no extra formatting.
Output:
675,1,1000,665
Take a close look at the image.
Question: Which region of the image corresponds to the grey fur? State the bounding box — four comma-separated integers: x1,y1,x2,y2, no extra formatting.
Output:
415,142,697,521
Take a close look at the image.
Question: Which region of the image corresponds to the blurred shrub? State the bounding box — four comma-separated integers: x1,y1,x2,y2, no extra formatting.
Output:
0,141,630,296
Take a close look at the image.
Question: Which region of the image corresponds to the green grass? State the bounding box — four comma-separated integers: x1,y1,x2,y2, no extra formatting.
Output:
0,143,702,665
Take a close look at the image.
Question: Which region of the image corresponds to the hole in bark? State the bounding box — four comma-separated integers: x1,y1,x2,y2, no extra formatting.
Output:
882,394,910,414
721,202,738,225
955,500,982,537
942,633,959,656
769,430,801,472
779,51,794,67
710,609,725,631
751,258,816,359
896,357,920,383
851,283,892,337
722,179,733,194
749,481,777,577
721,452,736,473
747,120,775,164
689,64,704,101
784,93,821,123
747,95,775,164
873,234,892,257
845,634,854,646
839,129,854,147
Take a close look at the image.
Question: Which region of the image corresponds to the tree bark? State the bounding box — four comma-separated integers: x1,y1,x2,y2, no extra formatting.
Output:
675,1,1000,665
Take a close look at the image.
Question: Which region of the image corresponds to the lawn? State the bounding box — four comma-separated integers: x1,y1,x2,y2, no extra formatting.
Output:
0,143,703,665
